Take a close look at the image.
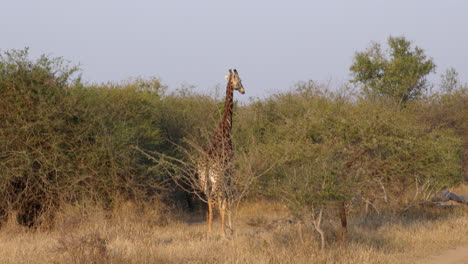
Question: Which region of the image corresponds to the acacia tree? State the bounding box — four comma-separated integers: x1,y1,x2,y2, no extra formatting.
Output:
350,36,436,104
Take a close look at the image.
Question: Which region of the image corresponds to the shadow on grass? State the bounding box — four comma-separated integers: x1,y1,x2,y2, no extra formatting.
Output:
345,204,467,253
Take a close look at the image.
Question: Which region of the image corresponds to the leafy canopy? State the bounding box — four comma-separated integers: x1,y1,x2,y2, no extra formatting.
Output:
350,36,436,103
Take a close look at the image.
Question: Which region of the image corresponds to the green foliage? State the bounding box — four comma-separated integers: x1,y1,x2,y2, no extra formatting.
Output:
158,86,219,151
0,48,82,225
0,50,170,225
236,82,463,215
350,36,436,103
62,82,166,200
417,87,468,181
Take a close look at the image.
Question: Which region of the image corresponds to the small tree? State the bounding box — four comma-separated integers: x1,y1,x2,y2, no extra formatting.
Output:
440,67,467,94
350,36,436,104
440,68,459,94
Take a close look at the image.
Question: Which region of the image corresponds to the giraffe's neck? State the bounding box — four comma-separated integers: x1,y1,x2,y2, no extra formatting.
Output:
208,78,234,158
218,79,234,138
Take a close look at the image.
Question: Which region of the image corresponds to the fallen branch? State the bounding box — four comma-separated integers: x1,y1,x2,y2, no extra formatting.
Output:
432,190,468,204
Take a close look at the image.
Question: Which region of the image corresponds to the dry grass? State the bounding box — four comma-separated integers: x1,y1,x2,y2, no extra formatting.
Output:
0,193,466,264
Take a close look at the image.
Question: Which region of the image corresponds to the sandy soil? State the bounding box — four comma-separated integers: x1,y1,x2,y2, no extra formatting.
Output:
423,245,468,264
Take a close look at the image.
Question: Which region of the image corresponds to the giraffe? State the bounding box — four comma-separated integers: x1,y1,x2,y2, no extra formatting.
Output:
198,69,245,236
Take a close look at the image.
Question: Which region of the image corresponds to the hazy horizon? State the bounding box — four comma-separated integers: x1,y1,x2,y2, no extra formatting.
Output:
2,1,467,101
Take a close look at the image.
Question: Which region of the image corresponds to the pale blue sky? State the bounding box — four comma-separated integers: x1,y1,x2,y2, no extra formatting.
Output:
2,1,467,100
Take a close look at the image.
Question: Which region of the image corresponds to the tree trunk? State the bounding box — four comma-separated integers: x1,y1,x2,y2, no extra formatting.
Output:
339,201,348,246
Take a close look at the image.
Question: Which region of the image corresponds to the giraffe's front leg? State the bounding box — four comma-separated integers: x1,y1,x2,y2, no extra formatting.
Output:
207,197,213,235
218,196,227,238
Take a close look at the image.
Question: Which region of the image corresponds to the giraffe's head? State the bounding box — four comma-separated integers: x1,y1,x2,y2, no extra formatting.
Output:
226,69,245,94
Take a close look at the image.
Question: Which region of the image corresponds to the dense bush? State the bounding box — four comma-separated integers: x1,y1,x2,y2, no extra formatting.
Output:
236,83,463,213
0,49,465,227
0,50,169,225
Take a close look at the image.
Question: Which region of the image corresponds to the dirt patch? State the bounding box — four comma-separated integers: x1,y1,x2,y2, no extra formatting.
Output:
423,245,468,264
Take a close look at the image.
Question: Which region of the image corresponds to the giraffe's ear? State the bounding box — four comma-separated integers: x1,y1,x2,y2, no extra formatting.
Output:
225,75,229,81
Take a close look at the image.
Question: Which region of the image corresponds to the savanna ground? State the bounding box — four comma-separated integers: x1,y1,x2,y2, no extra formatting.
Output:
0,185,466,264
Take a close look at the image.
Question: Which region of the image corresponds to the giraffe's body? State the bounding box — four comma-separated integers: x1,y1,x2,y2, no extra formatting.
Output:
198,69,244,236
